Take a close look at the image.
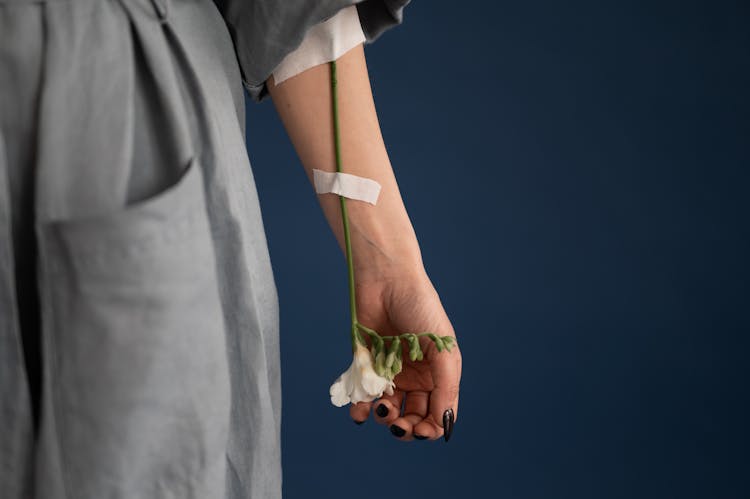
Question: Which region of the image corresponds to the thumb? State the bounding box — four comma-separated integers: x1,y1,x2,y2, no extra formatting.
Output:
428,345,461,430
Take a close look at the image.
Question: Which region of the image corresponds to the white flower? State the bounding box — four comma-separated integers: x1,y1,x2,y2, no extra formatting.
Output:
329,342,396,407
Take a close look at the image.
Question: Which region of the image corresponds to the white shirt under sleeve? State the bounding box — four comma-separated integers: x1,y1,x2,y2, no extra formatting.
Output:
271,5,366,86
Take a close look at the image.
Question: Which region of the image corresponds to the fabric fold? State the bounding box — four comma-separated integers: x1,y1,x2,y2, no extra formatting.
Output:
213,0,412,101
270,5,366,86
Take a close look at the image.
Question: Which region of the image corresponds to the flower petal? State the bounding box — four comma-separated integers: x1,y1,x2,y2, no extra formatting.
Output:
384,380,395,396
329,380,349,407
330,345,396,407
360,371,387,396
349,384,371,405
329,370,352,407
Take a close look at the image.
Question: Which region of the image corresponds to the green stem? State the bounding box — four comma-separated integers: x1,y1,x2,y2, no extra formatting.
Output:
355,322,378,336
330,61,361,351
355,322,443,340
329,62,455,363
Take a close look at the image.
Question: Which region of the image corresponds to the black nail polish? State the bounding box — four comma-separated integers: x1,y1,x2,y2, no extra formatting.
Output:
353,419,365,425
390,424,406,437
443,408,454,443
376,404,389,418
413,434,428,440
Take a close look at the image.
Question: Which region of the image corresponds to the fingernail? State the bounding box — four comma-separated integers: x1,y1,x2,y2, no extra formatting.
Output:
413,434,428,440
376,404,389,418
443,408,454,443
353,419,365,425
390,424,406,438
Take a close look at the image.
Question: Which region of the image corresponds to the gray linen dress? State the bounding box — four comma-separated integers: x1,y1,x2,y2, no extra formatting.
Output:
0,0,408,497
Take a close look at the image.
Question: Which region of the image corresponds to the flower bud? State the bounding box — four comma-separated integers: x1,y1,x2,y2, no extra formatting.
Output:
374,351,386,376
407,335,420,361
374,335,384,354
392,349,403,375
388,337,402,355
433,336,445,352
442,336,455,352
385,351,396,371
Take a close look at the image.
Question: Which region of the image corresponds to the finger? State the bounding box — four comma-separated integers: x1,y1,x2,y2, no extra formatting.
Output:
412,389,462,441
427,344,461,430
372,389,404,426
403,390,429,418
390,391,430,440
349,401,372,425
400,390,434,440
389,413,423,441
412,414,443,441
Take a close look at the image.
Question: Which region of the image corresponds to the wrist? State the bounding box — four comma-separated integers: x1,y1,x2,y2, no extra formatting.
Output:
346,202,425,283
314,168,426,283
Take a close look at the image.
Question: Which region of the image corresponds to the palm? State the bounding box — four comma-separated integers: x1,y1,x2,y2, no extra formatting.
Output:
387,352,434,392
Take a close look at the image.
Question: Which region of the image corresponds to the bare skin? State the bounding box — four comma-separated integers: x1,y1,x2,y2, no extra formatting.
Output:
267,43,461,441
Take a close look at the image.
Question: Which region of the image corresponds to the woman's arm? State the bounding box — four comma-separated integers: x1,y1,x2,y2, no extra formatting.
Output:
266,43,422,283
267,43,461,441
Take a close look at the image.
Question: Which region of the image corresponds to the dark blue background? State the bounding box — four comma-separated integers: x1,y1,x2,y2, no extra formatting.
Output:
245,1,749,497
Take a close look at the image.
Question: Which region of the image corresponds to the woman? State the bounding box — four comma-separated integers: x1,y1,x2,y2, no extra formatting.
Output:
0,0,462,497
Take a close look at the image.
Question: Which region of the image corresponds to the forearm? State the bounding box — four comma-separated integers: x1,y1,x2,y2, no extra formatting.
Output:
267,44,424,283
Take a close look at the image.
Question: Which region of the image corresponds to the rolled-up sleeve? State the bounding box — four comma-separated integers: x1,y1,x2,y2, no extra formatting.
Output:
212,0,412,102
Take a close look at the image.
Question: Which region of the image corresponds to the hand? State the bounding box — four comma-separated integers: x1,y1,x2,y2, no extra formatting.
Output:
349,267,462,442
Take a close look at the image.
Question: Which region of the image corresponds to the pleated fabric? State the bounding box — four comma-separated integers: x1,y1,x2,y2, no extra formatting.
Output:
1,0,280,496
0,0,410,497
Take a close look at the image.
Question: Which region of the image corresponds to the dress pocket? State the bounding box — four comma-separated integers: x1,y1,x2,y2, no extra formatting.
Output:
38,156,230,497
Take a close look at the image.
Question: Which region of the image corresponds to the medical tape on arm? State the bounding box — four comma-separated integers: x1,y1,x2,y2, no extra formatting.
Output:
312,168,382,205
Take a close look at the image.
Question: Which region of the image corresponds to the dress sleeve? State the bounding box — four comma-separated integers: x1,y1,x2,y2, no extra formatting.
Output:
212,0,411,102
271,5,366,87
